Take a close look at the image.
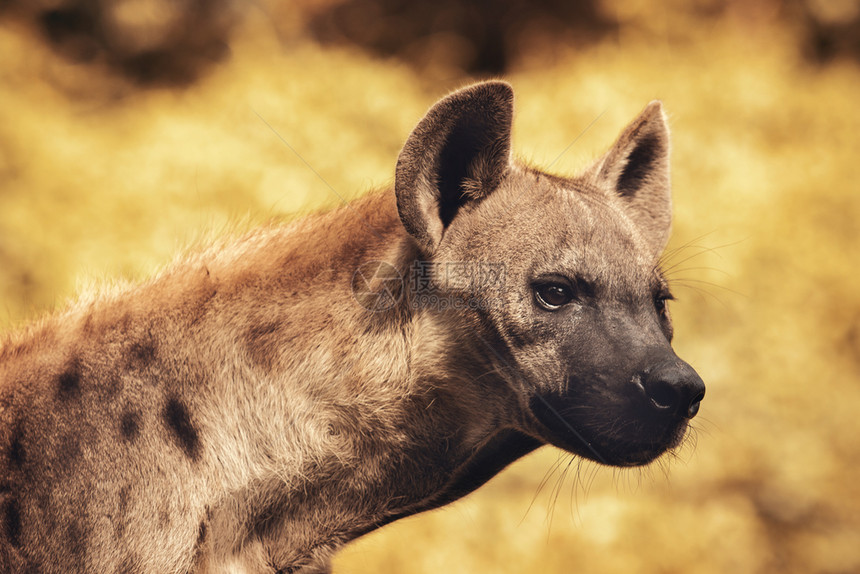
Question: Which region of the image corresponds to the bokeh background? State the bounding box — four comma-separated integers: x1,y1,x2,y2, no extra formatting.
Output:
1,0,859,572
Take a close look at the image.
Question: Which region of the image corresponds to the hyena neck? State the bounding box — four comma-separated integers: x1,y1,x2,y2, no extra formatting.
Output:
197,190,523,566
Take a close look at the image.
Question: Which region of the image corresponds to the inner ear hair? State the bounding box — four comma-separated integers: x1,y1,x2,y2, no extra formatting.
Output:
437,118,498,226
590,101,672,257
617,131,663,199
395,81,514,253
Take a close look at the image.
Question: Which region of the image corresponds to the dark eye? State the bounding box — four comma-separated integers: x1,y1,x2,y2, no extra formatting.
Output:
534,283,574,310
655,293,673,316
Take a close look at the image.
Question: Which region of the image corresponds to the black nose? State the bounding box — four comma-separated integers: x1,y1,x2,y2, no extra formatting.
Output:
642,359,705,419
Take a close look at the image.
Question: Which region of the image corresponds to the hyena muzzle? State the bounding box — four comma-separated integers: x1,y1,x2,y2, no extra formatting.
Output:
0,81,704,573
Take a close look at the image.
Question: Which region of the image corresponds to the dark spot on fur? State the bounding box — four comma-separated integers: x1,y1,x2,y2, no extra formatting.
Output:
128,339,157,370
116,485,131,539
251,496,297,542
67,520,87,559
196,519,207,547
57,360,82,399
163,398,200,461
618,132,661,198
248,322,279,339
118,485,131,515
246,322,280,369
104,373,123,398
120,411,140,442
158,507,171,529
119,312,132,331
9,427,25,468
4,498,21,547
191,530,208,563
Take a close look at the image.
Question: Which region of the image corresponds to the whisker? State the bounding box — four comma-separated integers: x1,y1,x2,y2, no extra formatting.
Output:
670,278,747,298
691,415,719,434
663,265,732,278
669,281,730,307
522,451,569,525
545,458,569,534
660,237,748,275
659,230,724,261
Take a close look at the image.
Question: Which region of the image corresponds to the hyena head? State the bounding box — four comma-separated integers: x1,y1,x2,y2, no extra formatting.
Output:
395,81,705,467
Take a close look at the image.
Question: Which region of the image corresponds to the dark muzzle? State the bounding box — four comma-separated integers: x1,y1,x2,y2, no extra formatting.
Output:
641,358,705,419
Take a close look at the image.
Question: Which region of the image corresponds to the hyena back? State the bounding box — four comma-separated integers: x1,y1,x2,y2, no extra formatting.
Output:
0,81,704,573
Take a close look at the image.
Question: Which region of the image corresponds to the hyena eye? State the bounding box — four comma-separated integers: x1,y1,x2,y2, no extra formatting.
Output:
534,283,574,310
654,293,673,316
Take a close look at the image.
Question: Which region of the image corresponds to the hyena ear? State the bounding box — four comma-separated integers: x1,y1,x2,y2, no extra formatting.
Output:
395,81,514,253
589,101,672,256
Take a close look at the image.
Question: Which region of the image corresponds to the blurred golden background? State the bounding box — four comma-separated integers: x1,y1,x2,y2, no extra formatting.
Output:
1,0,859,572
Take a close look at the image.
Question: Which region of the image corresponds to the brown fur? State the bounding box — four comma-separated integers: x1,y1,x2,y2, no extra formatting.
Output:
0,81,703,573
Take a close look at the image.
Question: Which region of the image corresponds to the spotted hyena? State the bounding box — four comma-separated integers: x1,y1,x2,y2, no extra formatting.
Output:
0,81,704,573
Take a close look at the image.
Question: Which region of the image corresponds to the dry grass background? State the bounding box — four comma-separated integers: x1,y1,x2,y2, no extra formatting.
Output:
1,1,859,572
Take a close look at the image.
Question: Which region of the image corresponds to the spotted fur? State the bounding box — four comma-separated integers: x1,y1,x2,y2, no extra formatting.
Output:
0,81,703,573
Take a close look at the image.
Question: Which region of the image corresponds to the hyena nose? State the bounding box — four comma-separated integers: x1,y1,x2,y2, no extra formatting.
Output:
642,360,705,419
